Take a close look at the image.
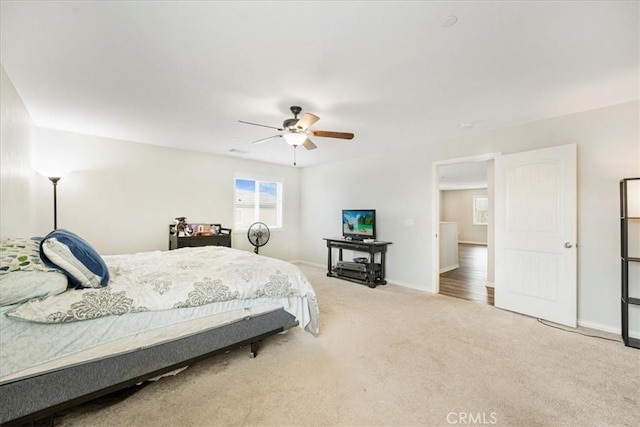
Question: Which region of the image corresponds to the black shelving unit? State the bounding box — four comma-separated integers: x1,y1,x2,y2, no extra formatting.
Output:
323,237,392,288
620,177,640,349
168,224,232,250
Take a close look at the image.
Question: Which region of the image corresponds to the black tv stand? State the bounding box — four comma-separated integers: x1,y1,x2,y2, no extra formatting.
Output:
323,237,392,288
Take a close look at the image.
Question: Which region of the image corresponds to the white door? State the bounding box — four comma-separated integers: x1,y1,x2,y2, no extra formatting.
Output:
495,144,577,327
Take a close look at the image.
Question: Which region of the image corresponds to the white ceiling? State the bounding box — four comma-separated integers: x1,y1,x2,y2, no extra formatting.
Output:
1,1,638,168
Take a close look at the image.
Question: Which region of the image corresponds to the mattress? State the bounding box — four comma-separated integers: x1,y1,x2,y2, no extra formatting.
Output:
0,307,298,425
1,297,298,384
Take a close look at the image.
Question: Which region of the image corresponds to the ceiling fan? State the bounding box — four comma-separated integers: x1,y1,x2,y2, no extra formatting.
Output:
239,106,354,165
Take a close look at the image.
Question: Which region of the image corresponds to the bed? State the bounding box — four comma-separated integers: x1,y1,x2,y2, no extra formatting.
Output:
0,232,319,425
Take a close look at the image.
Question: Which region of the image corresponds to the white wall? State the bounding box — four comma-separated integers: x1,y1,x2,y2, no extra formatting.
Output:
0,65,37,239
300,101,640,332
31,128,302,259
441,188,488,244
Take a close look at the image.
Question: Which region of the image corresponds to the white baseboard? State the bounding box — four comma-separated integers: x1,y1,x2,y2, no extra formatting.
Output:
386,277,434,293
458,241,487,246
439,264,459,274
290,259,324,268
580,320,640,339
577,319,620,335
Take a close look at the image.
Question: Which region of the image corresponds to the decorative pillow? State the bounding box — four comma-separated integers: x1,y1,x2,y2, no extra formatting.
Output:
39,229,110,289
0,238,55,274
0,270,68,306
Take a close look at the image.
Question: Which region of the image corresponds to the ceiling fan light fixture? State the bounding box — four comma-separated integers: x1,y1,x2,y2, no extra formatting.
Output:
239,106,355,158
283,132,307,146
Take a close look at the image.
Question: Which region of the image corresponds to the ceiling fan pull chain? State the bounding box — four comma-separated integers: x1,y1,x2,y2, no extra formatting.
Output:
293,145,297,166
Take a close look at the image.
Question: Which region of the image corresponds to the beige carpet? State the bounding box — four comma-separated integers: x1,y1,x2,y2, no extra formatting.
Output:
57,263,640,426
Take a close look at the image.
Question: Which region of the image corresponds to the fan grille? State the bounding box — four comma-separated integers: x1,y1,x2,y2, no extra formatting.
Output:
247,222,270,254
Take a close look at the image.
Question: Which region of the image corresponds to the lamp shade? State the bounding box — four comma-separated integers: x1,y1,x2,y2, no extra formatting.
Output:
35,167,71,179
283,132,307,146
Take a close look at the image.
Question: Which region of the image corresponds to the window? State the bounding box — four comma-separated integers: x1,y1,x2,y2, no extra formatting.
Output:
473,196,489,225
234,176,283,230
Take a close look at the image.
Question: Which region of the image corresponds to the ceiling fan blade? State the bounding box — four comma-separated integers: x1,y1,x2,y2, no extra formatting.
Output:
295,113,320,130
302,138,318,151
239,120,284,131
310,130,354,140
252,134,282,145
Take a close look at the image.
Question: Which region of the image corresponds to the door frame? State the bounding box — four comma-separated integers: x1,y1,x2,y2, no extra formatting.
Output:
431,152,500,294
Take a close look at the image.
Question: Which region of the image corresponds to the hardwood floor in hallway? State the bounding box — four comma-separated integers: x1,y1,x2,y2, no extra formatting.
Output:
440,243,494,305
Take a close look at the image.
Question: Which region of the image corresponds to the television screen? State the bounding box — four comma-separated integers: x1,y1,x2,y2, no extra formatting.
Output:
342,209,376,240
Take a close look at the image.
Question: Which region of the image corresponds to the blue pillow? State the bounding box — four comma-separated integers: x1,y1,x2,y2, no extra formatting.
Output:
39,229,109,289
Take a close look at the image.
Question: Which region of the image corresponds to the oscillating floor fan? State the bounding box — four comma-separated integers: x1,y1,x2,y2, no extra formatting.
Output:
247,222,270,254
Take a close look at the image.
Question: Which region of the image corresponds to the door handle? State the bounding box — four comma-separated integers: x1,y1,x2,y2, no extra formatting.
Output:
564,242,573,248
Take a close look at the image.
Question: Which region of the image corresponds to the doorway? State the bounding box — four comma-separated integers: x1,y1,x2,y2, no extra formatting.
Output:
432,145,577,327
432,153,498,306
440,243,493,305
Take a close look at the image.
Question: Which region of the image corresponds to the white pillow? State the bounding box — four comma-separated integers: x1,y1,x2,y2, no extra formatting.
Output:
0,270,68,306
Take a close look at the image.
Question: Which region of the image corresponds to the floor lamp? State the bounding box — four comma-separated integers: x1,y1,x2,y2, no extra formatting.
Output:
47,177,61,230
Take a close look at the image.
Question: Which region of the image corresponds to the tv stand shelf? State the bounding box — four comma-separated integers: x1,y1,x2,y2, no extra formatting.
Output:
323,237,392,288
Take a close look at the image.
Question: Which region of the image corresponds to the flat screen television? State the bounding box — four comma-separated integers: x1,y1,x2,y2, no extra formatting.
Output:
342,209,376,240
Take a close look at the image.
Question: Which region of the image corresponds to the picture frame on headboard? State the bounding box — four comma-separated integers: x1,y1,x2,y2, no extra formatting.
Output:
188,223,211,236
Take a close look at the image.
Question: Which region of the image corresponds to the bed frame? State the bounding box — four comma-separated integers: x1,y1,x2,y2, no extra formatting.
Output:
0,308,298,426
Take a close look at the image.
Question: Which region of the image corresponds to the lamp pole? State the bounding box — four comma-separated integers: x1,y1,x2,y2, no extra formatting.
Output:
48,177,60,230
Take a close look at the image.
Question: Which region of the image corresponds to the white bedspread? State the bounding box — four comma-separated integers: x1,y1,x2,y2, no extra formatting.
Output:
7,246,319,335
